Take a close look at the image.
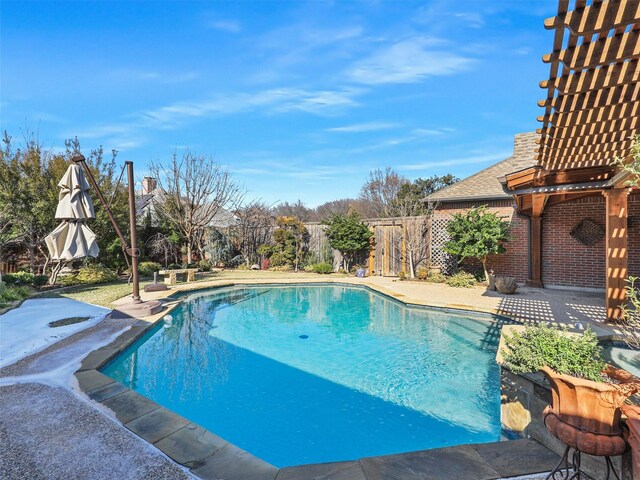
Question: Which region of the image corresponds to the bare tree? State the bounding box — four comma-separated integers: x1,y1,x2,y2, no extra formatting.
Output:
230,200,274,266
149,150,243,264
146,232,178,267
313,198,355,222
358,167,409,218
274,200,313,222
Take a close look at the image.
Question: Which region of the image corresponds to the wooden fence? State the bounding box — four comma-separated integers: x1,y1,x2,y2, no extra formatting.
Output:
305,216,430,276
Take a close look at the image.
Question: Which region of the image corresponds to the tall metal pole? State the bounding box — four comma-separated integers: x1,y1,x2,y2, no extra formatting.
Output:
126,161,141,303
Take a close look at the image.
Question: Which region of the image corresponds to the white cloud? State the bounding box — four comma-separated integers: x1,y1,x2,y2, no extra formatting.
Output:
326,122,399,133
453,12,485,28
107,69,198,84
209,20,241,33
399,151,512,171
69,87,364,148
347,36,473,85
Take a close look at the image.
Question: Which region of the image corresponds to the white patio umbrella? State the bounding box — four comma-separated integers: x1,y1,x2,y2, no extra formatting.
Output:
45,163,99,282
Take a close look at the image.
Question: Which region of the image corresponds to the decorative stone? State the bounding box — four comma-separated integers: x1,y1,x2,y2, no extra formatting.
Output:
496,276,518,294
487,274,496,291
501,396,531,433
250,264,260,270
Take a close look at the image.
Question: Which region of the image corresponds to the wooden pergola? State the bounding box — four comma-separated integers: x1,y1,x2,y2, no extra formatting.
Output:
502,0,639,322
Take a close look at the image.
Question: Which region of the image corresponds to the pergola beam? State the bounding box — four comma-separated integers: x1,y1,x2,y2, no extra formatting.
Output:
543,116,639,140
542,59,639,95
537,137,634,157
540,99,640,129
545,0,640,36
543,27,640,71
539,82,640,113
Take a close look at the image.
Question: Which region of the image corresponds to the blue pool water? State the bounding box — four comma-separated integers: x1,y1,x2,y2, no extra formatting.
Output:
103,285,505,467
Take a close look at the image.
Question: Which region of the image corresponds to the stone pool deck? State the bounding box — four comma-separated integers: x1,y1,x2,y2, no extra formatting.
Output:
2,275,613,479
122,273,613,337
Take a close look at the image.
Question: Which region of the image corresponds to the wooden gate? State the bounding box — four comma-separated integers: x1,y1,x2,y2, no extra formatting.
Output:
373,224,403,276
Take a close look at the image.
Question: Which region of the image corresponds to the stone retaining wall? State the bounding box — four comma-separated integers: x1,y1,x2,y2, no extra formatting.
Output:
501,366,632,479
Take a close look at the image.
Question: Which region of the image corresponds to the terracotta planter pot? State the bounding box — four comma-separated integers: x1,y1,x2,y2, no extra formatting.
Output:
622,404,640,480
541,365,640,457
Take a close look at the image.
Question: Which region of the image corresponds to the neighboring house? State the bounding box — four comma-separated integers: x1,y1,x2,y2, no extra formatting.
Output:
427,132,640,291
135,177,237,229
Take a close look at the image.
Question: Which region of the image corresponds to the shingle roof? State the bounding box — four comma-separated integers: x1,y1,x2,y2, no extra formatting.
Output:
426,132,539,203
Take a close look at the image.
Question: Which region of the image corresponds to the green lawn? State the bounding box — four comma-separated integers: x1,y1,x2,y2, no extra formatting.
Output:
38,280,154,307
37,269,349,307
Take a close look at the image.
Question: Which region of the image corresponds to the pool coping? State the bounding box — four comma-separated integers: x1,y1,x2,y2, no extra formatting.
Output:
76,282,558,480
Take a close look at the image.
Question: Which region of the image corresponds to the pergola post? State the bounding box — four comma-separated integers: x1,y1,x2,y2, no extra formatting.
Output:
527,216,544,287
526,194,546,288
604,188,629,323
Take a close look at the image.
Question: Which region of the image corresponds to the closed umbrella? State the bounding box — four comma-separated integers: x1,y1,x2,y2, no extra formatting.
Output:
45,163,99,283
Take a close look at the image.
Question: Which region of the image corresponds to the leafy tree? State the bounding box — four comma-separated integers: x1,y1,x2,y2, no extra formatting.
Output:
618,135,640,337
258,216,309,271
619,134,640,188
0,131,58,273
323,213,372,271
444,206,510,283
391,174,459,215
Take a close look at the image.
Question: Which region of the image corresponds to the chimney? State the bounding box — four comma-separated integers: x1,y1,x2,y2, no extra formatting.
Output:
142,177,157,195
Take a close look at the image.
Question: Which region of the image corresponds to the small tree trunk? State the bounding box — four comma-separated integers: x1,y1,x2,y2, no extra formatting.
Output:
187,242,192,264
481,258,490,283
408,249,415,279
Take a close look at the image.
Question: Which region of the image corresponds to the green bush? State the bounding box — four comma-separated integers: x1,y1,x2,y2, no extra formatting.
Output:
269,265,293,272
416,267,429,280
426,271,447,283
58,275,80,286
311,262,334,274
2,272,49,288
198,259,212,272
3,271,34,286
236,263,250,270
138,261,162,277
446,271,476,288
32,275,49,287
398,271,407,281
0,284,31,307
74,265,118,285
502,323,605,382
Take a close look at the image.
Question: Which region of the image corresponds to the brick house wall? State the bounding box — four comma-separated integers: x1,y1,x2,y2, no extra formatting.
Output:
542,194,640,289
431,200,530,283
432,193,640,290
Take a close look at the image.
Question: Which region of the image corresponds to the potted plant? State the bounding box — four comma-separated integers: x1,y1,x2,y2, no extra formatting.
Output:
500,324,640,460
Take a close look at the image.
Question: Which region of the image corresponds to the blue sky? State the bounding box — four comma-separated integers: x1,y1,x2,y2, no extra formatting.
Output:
1,0,554,206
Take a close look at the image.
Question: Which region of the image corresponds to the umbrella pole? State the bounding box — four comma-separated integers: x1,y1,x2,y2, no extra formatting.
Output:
126,161,141,303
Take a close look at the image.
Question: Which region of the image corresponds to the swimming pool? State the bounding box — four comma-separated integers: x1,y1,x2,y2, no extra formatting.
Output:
103,284,505,467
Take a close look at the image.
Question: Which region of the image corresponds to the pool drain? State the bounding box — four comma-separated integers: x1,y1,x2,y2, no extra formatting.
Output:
299,335,309,339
